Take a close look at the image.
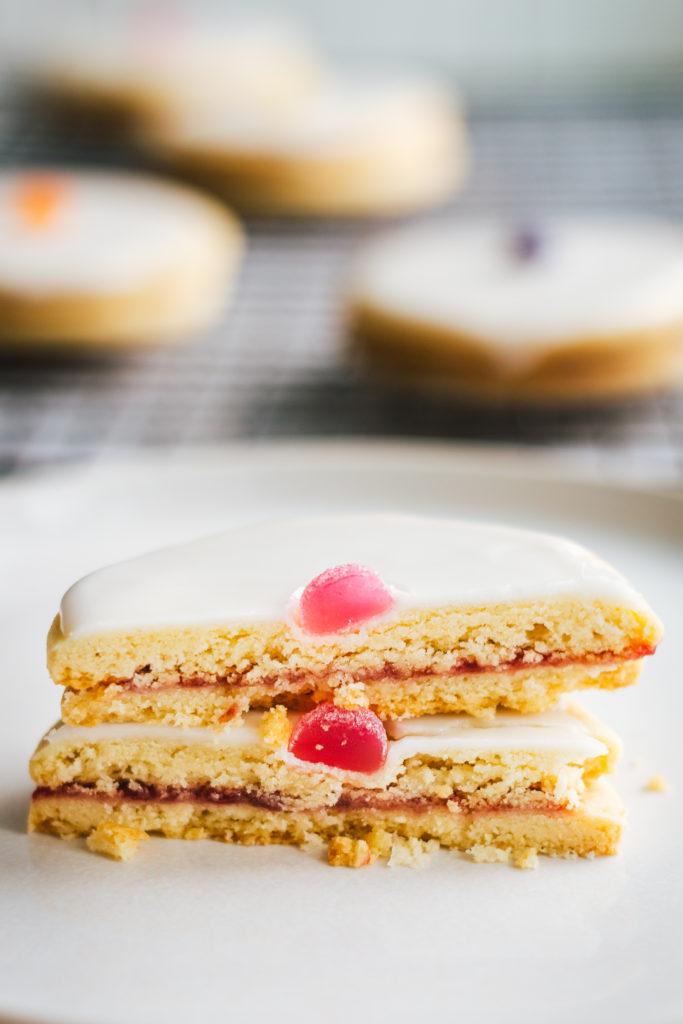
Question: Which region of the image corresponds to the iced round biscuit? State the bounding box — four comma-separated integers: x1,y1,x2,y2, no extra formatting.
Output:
21,15,320,126
0,169,244,351
148,74,467,216
47,514,661,728
350,217,683,401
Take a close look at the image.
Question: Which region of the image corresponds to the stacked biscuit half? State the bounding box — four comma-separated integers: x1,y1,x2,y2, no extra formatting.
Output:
29,515,661,867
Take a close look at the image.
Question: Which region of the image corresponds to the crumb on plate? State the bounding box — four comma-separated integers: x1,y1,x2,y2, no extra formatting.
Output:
645,774,670,793
328,836,372,868
388,836,438,869
86,820,149,861
512,847,539,871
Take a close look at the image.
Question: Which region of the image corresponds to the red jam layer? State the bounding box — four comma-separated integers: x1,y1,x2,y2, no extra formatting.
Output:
31,782,564,816
94,642,655,693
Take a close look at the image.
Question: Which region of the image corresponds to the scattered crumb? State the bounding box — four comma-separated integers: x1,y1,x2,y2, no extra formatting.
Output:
645,774,671,793
388,836,438,869
466,844,539,869
366,826,393,860
512,847,539,871
333,681,370,710
466,844,511,865
328,836,372,868
260,705,292,747
86,821,149,862
630,756,644,769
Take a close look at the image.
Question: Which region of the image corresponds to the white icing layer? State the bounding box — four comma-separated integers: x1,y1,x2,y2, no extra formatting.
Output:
286,707,607,788
0,170,224,293
42,706,607,792
159,74,457,157
352,217,683,371
44,717,263,750
58,514,650,639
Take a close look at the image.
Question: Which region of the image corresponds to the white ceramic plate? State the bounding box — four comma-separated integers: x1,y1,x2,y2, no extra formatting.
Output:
2,442,682,1024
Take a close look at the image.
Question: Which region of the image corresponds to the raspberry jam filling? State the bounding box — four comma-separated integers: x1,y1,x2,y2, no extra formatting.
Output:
288,702,388,772
298,564,394,635
31,782,564,816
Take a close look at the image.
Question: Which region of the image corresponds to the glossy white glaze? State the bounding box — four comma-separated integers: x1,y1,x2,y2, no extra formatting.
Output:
58,514,650,639
160,74,456,156
44,716,263,749
0,170,223,292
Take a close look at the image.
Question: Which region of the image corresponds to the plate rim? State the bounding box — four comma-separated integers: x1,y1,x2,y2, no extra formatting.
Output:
3,437,682,503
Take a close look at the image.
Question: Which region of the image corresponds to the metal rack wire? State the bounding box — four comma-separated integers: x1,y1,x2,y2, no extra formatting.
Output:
1,100,683,480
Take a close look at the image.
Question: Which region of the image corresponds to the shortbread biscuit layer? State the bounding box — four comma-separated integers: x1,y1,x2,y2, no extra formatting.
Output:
59,659,643,728
30,700,621,865
29,779,623,860
48,598,659,719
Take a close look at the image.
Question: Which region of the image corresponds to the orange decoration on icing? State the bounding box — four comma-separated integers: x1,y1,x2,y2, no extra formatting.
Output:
13,174,68,229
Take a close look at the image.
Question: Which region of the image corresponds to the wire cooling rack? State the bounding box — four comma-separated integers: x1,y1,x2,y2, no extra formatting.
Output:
1,100,683,482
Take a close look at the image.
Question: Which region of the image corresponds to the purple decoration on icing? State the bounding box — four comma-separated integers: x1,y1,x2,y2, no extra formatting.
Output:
511,226,543,261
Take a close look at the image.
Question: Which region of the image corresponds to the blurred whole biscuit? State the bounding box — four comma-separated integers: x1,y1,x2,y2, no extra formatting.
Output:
24,16,321,128
349,216,683,402
147,74,468,217
0,169,244,352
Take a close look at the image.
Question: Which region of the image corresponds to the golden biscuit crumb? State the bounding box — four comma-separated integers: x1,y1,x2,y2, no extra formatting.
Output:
512,847,539,871
366,827,393,860
645,774,670,793
388,836,438,869
184,827,208,841
300,832,325,852
86,821,149,861
328,836,372,868
466,844,511,865
333,681,370,710
260,705,292,747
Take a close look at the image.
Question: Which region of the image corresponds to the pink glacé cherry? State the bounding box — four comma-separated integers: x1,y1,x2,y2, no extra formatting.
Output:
288,702,388,773
298,563,394,635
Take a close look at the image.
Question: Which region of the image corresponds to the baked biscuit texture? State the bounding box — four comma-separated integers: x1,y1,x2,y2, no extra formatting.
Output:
30,706,618,805
59,660,643,728
29,779,623,860
29,701,621,862
85,820,149,861
48,598,661,722
48,599,659,687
